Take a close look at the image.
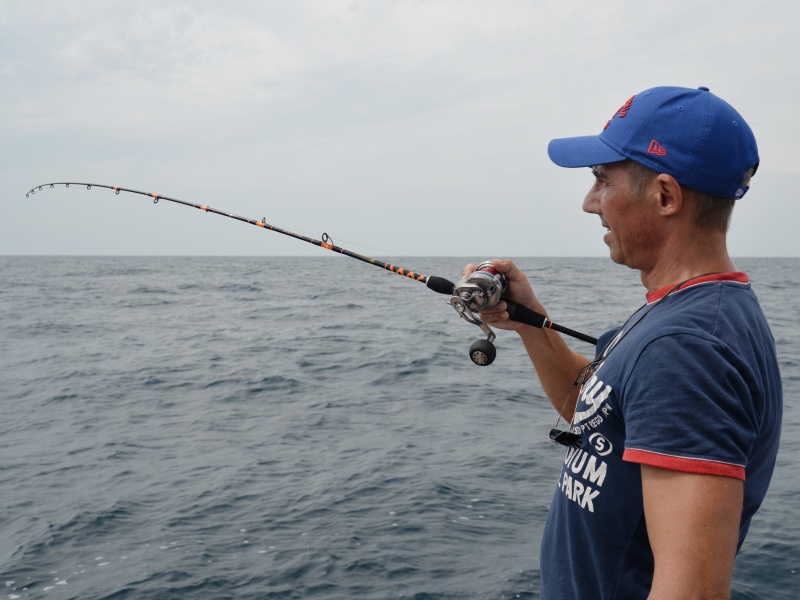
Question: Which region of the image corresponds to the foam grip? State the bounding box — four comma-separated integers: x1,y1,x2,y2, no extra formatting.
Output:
426,275,456,296
505,300,548,329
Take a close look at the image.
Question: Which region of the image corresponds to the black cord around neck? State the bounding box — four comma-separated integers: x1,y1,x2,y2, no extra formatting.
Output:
550,272,723,448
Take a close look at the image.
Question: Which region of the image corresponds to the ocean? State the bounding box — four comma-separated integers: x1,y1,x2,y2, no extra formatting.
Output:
1,256,797,599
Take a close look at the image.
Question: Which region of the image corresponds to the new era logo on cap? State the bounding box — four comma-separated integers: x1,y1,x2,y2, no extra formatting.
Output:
647,140,666,156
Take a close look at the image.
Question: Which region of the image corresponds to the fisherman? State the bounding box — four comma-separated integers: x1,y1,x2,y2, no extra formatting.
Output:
469,86,782,598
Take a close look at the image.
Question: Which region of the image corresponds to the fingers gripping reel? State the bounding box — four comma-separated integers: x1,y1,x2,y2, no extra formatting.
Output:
449,262,507,366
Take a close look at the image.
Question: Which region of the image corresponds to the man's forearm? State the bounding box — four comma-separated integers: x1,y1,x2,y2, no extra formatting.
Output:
518,325,590,418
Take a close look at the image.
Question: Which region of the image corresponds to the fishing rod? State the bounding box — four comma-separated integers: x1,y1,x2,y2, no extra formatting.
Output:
26,182,598,364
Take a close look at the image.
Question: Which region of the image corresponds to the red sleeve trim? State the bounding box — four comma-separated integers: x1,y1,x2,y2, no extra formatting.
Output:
623,448,746,481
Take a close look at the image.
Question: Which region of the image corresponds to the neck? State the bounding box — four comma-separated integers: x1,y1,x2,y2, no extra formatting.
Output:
638,229,735,292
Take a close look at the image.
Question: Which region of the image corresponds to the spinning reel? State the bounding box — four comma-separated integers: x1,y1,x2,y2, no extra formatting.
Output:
449,262,508,366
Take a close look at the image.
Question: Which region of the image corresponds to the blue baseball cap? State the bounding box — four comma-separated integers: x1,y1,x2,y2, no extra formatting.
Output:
547,86,759,199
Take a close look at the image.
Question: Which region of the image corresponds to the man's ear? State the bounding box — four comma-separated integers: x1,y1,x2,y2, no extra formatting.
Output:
651,173,684,216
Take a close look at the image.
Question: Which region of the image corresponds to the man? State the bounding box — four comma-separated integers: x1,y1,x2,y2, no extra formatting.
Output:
473,86,782,598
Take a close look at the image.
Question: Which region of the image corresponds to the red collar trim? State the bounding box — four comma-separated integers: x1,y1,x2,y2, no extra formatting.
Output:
646,272,749,304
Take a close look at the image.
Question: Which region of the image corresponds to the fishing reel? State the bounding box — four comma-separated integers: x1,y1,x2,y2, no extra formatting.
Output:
450,262,507,366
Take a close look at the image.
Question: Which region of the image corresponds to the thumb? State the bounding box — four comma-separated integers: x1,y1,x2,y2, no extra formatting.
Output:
491,258,526,283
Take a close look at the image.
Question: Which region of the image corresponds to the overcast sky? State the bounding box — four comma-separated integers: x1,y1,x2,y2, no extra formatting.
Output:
1,0,798,258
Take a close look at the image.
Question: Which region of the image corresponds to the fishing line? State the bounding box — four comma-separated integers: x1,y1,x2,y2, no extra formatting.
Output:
27,182,597,365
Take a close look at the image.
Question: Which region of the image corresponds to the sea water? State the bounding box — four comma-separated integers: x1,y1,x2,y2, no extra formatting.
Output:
1,256,797,599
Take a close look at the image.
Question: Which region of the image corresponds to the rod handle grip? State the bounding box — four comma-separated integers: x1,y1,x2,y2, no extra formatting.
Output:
505,300,548,329
426,275,456,295
506,300,598,346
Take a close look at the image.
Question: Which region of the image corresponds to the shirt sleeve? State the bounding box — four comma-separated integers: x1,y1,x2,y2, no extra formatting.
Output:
620,332,759,480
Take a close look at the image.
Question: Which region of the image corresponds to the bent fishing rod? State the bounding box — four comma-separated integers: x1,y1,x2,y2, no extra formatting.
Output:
26,182,598,364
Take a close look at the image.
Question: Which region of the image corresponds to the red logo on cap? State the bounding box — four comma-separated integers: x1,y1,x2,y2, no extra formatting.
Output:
617,95,635,118
647,140,667,156
604,95,636,130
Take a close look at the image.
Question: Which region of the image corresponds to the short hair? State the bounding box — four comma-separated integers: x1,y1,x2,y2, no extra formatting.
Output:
623,160,755,233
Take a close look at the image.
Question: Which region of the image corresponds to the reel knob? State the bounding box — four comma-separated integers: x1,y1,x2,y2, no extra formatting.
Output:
469,339,497,366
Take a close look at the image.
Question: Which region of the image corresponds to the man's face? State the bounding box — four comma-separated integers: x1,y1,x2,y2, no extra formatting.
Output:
581,162,661,270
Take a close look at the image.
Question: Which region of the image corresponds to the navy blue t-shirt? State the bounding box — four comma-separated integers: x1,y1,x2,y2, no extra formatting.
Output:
540,273,782,599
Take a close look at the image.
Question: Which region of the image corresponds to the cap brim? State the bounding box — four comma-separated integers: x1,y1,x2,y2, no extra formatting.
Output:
547,135,626,168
